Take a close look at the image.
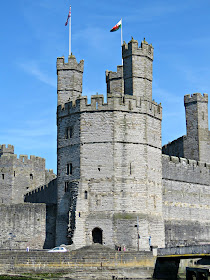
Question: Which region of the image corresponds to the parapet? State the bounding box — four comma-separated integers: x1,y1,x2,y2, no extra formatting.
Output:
122,37,153,60
162,154,210,169
0,153,45,167
184,93,208,105
106,65,123,96
106,65,123,82
57,93,162,120
57,55,84,73
0,144,14,156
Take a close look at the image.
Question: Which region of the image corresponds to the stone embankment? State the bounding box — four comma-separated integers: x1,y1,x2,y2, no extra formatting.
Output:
0,245,155,279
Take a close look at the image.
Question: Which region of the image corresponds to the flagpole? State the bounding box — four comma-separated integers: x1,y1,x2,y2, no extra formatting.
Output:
121,18,123,46
69,6,71,56
121,18,123,65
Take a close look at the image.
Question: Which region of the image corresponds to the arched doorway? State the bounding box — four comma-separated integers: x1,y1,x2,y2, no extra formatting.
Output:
92,227,103,244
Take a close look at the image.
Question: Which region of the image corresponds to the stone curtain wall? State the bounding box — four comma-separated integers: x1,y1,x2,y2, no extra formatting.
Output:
24,179,57,249
0,151,56,204
162,136,185,158
162,154,210,247
24,178,57,205
0,203,46,249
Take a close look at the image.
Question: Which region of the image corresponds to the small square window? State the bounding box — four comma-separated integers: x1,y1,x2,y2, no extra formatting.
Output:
30,174,33,180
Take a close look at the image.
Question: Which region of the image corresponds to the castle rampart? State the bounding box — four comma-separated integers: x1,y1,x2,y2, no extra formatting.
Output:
0,203,46,249
162,154,210,247
0,145,56,204
57,94,162,120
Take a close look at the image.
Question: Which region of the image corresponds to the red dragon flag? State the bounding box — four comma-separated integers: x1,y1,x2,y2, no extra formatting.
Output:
65,6,71,26
110,19,122,32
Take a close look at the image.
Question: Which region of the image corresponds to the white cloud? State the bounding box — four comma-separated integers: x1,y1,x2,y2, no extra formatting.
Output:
19,61,56,88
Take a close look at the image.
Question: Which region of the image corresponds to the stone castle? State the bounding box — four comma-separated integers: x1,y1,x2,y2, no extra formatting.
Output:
1,37,210,251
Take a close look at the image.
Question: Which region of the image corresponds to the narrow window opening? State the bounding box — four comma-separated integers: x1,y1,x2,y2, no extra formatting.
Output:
85,191,88,199
79,212,81,217
129,101,132,110
130,163,132,175
202,112,205,120
98,167,100,171
96,101,98,110
23,158,24,163
122,96,125,103
67,163,72,175
65,128,68,139
66,127,73,139
2,174,4,180
30,174,33,180
69,127,73,138
14,171,15,177
65,182,69,192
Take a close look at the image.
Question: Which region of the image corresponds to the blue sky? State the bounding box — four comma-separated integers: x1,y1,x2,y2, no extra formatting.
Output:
1,0,210,173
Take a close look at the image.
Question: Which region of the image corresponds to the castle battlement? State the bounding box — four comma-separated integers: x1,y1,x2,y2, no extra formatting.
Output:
122,38,153,60
25,178,57,197
57,94,162,119
0,144,14,156
57,55,84,72
0,153,45,166
106,65,123,82
184,93,208,104
162,154,210,169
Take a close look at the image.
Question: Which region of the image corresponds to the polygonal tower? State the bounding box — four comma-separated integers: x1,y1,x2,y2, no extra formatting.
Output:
56,39,165,250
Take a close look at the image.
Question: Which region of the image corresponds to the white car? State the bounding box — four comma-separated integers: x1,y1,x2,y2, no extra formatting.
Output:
48,246,67,252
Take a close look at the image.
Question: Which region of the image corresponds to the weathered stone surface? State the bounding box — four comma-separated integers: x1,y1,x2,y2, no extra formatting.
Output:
56,38,165,250
0,203,46,249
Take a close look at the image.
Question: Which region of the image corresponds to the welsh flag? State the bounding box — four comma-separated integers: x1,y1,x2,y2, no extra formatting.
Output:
110,19,122,32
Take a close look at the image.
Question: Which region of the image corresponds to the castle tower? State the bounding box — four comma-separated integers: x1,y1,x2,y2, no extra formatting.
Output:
122,38,153,99
56,39,165,250
57,55,84,106
184,93,210,162
106,65,124,97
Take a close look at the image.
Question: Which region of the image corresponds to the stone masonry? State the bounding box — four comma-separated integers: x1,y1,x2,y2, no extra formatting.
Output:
1,36,210,251
56,38,165,250
0,144,56,204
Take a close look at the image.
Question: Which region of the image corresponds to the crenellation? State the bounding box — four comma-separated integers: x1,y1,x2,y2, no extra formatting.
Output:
57,54,84,106
0,144,14,156
162,154,210,170
106,65,124,97
184,92,208,104
122,38,154,61
57,93,162,120
56,55,84,73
